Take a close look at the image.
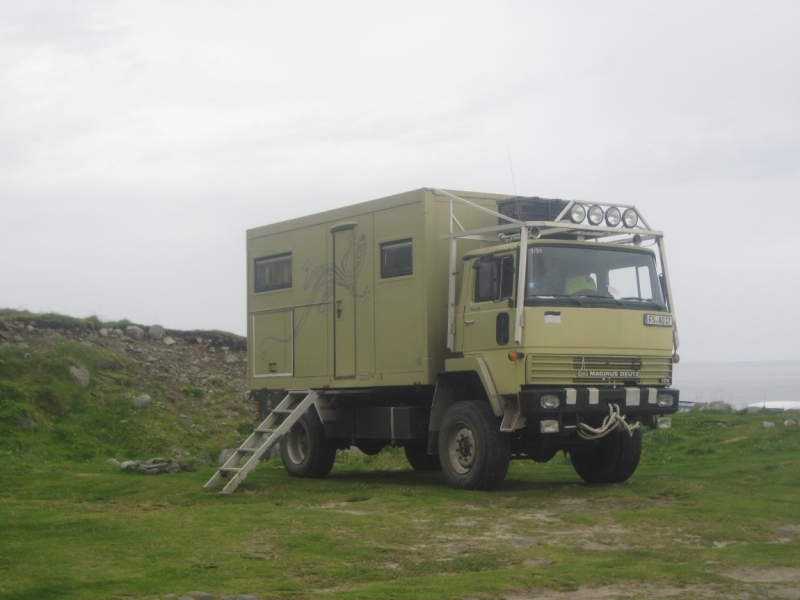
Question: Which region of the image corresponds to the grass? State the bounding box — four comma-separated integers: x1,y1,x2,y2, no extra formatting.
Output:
0,341,248,464
1,411,798,599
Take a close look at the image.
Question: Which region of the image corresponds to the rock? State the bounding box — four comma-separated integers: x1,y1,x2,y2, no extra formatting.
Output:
19,416,37,429
146,356,158,363
241,391,252,402
148,325,166,340
189,366,201,374
349,446,366,457
699,401,730,412
219,448,237,465
178,377,191,385
113,328,124,336
746,406,763,414
99,375,113,383
132,394,152,409
13,334,24,343
17,342,29,349
784,420,796,428
98,328,108,337
25,324,35,332
187,592,214,600
763,421,776,429
69,365,91,387
163,336,176,346
106,458,121,468
120,461,139,471
125,325,145,340
224,354,240,364
165,462,181,474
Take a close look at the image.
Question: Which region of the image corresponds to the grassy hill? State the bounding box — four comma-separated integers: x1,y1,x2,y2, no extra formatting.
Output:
0,309,255,465
1,310,799,600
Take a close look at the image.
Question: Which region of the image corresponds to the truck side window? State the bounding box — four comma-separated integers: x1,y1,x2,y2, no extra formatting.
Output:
381,239,413,278
474,256,515,303
254,253,292,292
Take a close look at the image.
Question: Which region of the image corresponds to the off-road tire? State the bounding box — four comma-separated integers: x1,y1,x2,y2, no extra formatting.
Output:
280,410,337,478
403,443,442,471
570,428,642,484
438,401,511,490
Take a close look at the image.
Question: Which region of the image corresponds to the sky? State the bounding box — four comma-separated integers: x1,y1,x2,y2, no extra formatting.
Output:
1,1,799,363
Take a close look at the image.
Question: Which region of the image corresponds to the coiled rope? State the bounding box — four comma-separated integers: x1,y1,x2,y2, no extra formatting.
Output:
577,403,640,440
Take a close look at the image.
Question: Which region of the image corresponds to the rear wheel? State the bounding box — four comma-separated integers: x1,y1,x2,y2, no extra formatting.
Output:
438,401,511,490
570,428,642,484
404,443,441,471
280,411,337,478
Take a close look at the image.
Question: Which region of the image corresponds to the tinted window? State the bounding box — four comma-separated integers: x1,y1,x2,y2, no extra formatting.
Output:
255,253,292,292
381,239,413,278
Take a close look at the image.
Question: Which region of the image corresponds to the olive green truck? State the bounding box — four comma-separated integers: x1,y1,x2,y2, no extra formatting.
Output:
205,188,680,493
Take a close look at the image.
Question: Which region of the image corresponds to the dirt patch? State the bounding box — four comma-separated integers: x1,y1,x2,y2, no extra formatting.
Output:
502,583,722,599
718,567,800,583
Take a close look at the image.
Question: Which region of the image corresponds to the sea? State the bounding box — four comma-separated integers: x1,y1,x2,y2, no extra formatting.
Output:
673,360,800,409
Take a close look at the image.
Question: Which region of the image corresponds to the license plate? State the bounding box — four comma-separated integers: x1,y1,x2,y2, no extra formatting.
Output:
644,314,673,327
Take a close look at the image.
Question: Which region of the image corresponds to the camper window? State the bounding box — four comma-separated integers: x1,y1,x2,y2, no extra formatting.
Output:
381,239,413,278
254,253,292,292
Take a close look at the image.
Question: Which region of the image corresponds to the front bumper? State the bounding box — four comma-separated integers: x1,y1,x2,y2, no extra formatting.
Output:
520,386,680,417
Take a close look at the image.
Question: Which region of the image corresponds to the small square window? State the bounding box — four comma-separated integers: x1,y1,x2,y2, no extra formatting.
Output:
255,253,292,292
381,239,413,278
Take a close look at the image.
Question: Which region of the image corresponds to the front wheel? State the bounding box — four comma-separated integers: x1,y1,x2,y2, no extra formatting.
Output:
438,401,511,490
280,410,337,478
570,427,642,484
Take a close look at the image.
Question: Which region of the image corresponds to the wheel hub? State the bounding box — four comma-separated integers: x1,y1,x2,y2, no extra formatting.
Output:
447,422,476,474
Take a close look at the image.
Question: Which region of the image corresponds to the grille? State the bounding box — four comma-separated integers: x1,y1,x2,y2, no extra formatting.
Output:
527,354,672,386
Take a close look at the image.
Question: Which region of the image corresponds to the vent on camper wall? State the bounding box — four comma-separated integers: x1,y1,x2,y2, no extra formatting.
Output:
496,197,569,224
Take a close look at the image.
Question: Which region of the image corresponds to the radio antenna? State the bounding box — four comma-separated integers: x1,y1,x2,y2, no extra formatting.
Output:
506,142,518,196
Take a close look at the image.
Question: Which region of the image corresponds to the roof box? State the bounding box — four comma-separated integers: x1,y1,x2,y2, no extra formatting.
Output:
497,197,568,224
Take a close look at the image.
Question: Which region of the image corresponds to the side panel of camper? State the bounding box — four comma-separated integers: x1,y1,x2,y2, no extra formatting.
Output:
245,189,510,393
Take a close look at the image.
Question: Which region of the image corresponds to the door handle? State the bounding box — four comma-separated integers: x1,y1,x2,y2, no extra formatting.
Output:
464,320,475,324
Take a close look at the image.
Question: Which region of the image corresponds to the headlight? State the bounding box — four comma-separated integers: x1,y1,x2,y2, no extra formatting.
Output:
605,206,621,227
569,203,586,224
587,205,604,225
656,393,674,407
623,208,639,228
540,394,560,409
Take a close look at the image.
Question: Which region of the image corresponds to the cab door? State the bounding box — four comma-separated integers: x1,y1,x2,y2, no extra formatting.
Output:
461,254,515,354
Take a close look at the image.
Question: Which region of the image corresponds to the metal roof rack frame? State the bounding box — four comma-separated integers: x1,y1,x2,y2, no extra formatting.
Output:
428,188,678,353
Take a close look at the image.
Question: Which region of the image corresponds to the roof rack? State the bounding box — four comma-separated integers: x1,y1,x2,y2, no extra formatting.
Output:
427,188,678,353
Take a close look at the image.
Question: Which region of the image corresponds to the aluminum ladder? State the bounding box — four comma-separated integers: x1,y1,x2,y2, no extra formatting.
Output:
203,389,318,494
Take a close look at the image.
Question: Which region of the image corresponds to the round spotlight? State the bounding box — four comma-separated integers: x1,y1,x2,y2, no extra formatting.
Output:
540,394,560,409
569,203,586,224
656,393,675,408
587,205,604,225
605,206,621,227
623,208,639,228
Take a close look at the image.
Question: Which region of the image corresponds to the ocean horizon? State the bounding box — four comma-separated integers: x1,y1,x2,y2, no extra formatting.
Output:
673,360,800,409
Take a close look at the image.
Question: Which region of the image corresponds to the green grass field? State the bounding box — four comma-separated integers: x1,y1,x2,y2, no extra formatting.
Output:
2,411,799,600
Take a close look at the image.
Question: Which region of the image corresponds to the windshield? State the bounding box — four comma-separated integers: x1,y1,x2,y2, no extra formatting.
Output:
525,245,666,308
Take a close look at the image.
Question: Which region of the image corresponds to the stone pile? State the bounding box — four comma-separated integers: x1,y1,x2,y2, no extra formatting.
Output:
119,457,191,475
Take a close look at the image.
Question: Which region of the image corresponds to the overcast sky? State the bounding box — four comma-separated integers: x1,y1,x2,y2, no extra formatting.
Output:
1,1,799,363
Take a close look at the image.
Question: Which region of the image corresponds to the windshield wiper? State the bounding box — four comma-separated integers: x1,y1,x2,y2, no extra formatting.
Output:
575,294,625,306
528,294,583,306
620,297,667,309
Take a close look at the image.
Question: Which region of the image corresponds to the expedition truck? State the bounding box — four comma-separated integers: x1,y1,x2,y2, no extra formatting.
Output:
205,188,680,493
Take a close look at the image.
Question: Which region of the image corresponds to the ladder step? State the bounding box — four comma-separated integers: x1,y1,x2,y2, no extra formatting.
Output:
219,467,241,472
272,409,294,414
254,428,275,434
237,447,259,453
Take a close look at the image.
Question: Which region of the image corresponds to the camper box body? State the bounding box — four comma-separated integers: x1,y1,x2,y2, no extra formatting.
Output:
245,188,505,393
